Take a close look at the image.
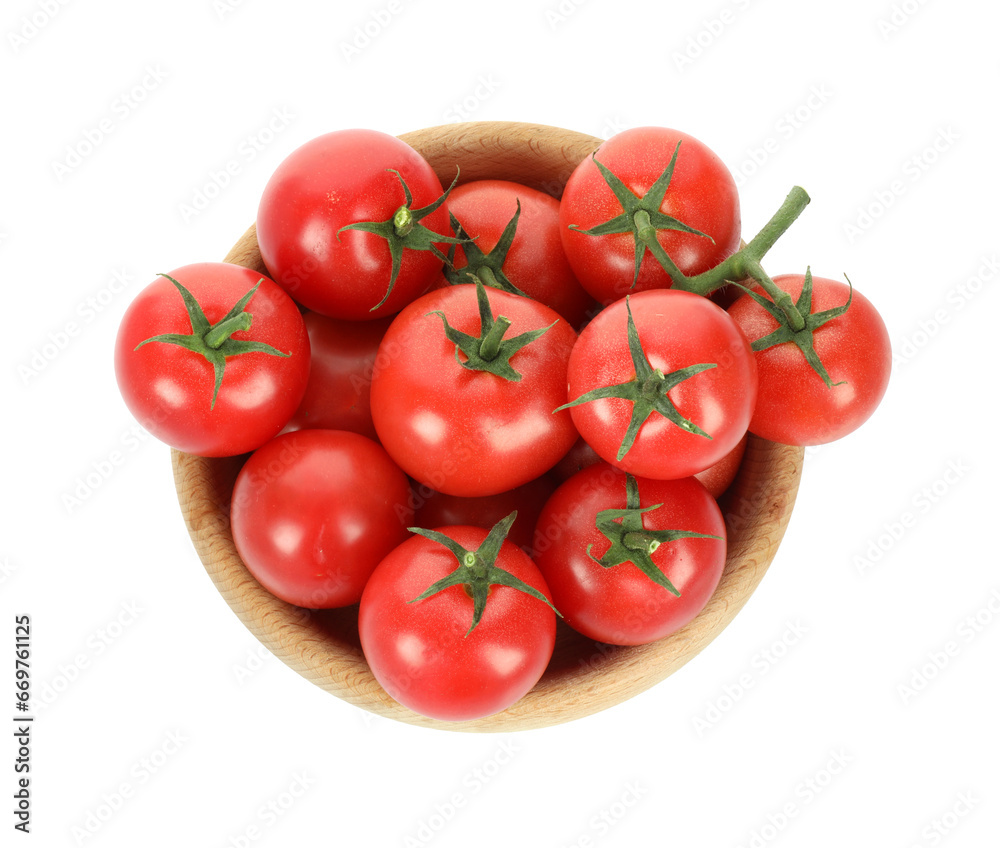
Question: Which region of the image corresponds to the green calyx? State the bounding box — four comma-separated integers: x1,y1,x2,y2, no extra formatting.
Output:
555,296,716,460
662,187,854,389
567,141,714,290
337,168,470,312
408,511,560,636
735,266,853,388
134,274,289,409
563,139,854,392
564,137,815,305
588,474,722,595
430,277,556,382
443,201,528,296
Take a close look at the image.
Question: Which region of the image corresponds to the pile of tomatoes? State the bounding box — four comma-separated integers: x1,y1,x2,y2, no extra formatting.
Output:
114,125,891,722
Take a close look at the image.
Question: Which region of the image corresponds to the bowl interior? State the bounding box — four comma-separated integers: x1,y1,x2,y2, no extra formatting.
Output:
171,121,804,732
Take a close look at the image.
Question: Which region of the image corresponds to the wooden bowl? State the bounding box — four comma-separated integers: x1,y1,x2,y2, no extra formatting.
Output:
171,121,804,732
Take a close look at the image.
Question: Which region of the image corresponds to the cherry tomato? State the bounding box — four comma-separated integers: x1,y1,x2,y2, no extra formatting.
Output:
281,312,392,440
114,262,310,457
256,129,453,321
359,521,556,722
532,464,726,646
413,474,557,555
370,283,579,496
550,437,602,483
695,432,748,498
561,289,757,480
443,179,596,327
230,429,413,608
727,273,891,446
560,126,741,306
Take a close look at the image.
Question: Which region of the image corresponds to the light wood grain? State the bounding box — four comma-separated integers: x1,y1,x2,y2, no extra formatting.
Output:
171,121,804,732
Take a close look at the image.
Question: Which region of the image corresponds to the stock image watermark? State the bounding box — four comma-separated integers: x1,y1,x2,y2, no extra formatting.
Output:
908,789,980,847
213,0,250,21
443,74,500,123
852,458,970,576
734,747,854,848
892,253,997,369
179,107,294,223
545,0,591,30
224,771,317,847
404,739,520,847
596,116,630,140
562,781,648,848
231,642,275,686
70,729,188,845
51,65,168,182
692,619,808,736
897,588,1000,706
61,422,161,515
842,126,960,244
7,0,73,54
877,0,933,40
33,601,142,714
0,555,17,587
340,0,411,63
13,614,33,834
731,84,834,188
671,0,757,72
18,268,136,386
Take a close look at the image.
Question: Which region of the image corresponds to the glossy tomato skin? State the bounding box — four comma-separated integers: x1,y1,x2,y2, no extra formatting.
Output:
560,126,741,306
370,285,579,497
256,129,449,321
727,275,891,446
695,432,748,499
532,464,727,646
230,429,413,609
444,179,597,327
114,262,309,457
413,474,558,556
551,437,602,483
281,312,393,440
358,525,556,722
565,289,757,480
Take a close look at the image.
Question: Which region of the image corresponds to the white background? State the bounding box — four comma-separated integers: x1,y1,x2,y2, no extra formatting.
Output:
2,0,997,845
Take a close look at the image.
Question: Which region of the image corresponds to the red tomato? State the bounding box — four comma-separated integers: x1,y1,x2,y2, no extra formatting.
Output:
532,464,726,646
560,126,741,306
444,179,597,327
230,429,413,608
413,474,557,555
114,263,310,457
370,284,579,496
562,289,756,480
358,522,556,721
281,312,392,440
727,273,891,445
550,437,602,483
695,432,748,499
256,129,453,320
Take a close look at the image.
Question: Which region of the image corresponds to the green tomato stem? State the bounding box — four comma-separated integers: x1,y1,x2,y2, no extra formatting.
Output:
633,209,658,247
623,531,660,554
741,258,806,332
476,265,500,290
675,186,811,297
393,205,414,238
478,315,513,361
640,370,664,400
204,312,252,349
